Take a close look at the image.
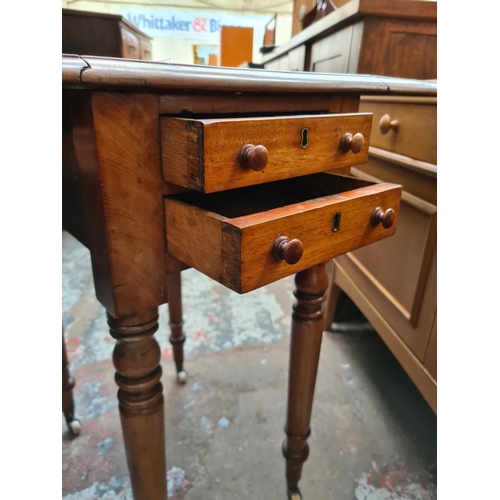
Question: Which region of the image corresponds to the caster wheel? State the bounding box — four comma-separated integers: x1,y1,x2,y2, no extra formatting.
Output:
176,369,188,384
67,418,81,437
287,486,302,500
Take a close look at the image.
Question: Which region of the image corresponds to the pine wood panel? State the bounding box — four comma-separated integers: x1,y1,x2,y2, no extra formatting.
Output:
350,170,436,328
359,99,436,164
332,260,437,413
161,113,372,192
165,174,401,293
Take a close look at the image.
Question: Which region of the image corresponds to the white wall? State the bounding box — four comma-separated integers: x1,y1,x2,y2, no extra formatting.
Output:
63,0,293,64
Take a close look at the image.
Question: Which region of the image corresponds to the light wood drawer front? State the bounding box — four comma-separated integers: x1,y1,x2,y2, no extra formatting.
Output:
359,100,436,164
161,114,372,193
165,173,401,293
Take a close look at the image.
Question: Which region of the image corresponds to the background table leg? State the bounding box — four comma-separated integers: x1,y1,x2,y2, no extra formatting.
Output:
62,326,81,436
167,271,187,383
283,263,329,500
108,308,167,500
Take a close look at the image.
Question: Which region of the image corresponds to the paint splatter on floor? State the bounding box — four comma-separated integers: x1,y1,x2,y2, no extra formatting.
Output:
62,468,189,499
63,231,437,499
354,461,437,500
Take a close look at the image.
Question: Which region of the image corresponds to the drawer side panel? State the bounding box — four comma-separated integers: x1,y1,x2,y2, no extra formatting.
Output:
165,200,240,288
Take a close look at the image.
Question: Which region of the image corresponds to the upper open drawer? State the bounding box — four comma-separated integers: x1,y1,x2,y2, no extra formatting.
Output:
165,173,401,293
161,113,372,193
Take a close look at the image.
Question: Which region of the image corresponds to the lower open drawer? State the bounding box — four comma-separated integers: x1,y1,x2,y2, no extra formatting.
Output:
164,173,402,293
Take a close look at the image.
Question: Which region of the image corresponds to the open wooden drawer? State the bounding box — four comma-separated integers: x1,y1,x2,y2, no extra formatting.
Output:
165,173,402,293
161,113,372,193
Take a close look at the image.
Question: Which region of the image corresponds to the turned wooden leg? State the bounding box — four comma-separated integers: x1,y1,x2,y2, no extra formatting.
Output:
62,327,81,436
167,271,187,383
108,308,167,500
283,263,329,500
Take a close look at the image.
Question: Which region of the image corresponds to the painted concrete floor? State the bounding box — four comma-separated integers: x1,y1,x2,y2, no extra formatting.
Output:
62,230,437,500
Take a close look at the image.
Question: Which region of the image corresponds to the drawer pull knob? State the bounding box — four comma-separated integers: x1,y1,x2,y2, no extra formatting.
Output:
379,114,399,134
239,144,269,171
273,236,304,265
371,207,395,229
340,133,365,154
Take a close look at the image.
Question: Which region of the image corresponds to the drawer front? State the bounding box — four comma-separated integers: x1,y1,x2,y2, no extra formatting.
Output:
120,26,140,59
140,38,152,60
161,113,372,193
165,173,401,293
359,98,436,164
288,45,306,71
310,25,353,73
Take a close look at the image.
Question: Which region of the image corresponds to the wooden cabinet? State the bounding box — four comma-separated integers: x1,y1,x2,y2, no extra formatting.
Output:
62,8,152,60
262,0,436,80
261,1,438,411
330,96,437,412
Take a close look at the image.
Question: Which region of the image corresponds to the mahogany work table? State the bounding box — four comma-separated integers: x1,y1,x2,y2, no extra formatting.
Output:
62,54,437,500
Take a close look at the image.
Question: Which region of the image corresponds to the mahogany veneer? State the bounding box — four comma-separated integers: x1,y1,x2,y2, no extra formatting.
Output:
62,54,436,499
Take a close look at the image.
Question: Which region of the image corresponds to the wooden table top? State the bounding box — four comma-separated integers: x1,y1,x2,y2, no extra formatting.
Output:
62,54,437,96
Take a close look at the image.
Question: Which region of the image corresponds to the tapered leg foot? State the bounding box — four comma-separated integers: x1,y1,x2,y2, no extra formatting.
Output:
283,263,329,496
167,271,187,384
108,308,167,500
62,327,81,437
176,369,188,384
287,487,303,500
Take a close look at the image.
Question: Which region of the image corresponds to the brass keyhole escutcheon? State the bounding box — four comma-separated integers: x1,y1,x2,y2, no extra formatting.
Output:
300,128,309,149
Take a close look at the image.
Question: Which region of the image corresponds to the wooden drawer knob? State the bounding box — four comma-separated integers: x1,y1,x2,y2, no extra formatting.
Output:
239,144,269,171
379,114,399,134
340,133,365,154
371,207,395,229
273,236,304,265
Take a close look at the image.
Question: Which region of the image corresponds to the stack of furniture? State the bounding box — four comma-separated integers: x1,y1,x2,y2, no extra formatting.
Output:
262,0,437,412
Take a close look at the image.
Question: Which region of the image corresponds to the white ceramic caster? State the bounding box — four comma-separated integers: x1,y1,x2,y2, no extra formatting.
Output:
287,487,302,500
68,418,81,436
176,370,187,384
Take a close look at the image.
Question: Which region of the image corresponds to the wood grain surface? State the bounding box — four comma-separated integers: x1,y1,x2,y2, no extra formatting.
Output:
71,92,167,317
161,113,372,192
165,174,401,293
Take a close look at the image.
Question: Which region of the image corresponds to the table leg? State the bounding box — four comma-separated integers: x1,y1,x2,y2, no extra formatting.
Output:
167,271,187,383
283,263,329,500
62,327,81,436
108,308,167,500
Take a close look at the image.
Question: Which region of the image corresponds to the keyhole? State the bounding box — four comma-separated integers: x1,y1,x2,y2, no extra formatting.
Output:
332,212,341,232
300,128,309,149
